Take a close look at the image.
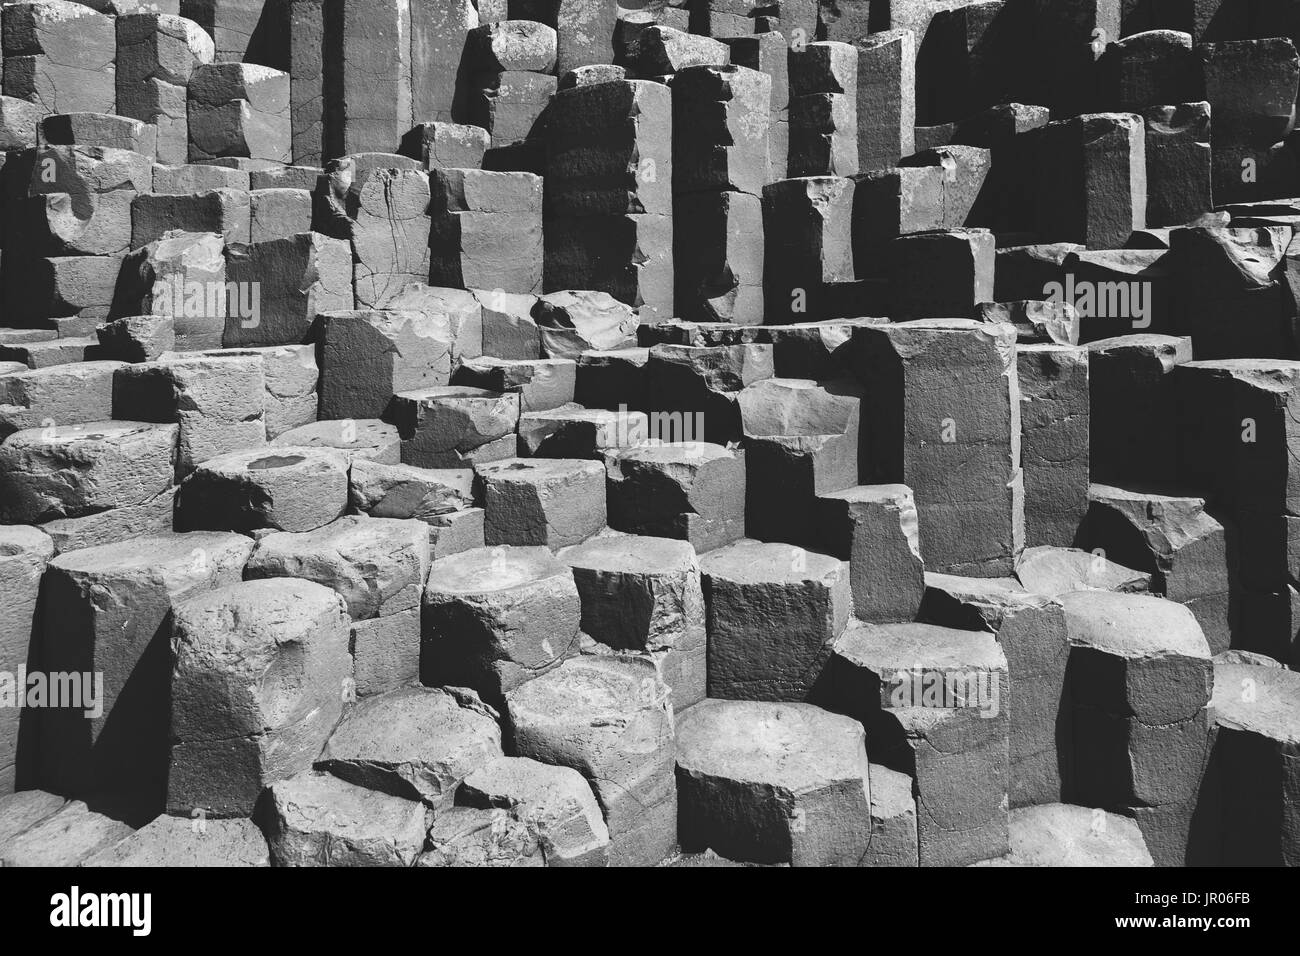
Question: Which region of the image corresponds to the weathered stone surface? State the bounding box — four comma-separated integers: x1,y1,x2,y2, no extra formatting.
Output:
1034,112,1147,250
1017,344,1090,549
175,445,349,533
114,230,227,351
318,685,502,807
702,539,849,702
0,527,54,792
316,310,452,421
429,169,543,294
517,403,644,458
423,545,581,706
974,300,1080,346
506,655,677,867
270,419,400,464
476,457,606,549
385,283,484,365
187,62,290,164
605,441,746,553
1211,658,1300,865
0,360,124,438
417,805,544,867
96,314,175,363
430,506,486,559
739,376,862,548
131,188,251,247
0,421,177,523
813,483,925,624
405,121,489,170
3,1,116,118
825,620,1010,867
82,814,269,866
534,290,639,359
645,342,773,445
921,574,1071,808
1015,545,1153,597
474,288,540,360
223,232,354,347
457,755,609,866
389,386,519,469
322,164,431,309
37,532,252,815
248,187,311,241
560,532,706,710
168,577,351,817
0,790,67,846
0,800,132,866
113,354,266,474
159,344,316,440
853,319,1023,576
1143,102,1211,228
458,358,576,416
1062,591,1213,812
855,29,915,173
985,804,1154,867
676,699,871,866
349,459,475,523
762,175,854,323
863,762,918,867
265,770,427,867
1079,484,1234,653
245,515,430,695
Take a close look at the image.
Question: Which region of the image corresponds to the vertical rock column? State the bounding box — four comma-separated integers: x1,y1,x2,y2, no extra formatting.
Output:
853,319,1024,577
672,64,769,325
3,0,116,119
0,526,53,795
289,0,416,164
544,78,673,322
116,13,215,165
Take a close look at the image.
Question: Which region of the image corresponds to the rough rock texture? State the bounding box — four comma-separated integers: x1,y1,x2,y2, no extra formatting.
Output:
39,531,253,817
676,699,871,866
168,577,352,817
507,655,677,867
0,0,1296,872
423,544,581,707
264,770,427,867
318,685,502,807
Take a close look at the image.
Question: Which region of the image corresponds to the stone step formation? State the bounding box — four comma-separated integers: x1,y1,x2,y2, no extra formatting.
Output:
0,0,1297,869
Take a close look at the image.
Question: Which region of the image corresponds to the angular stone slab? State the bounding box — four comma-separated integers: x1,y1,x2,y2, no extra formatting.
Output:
702,539,849,702
423,545,581,707
38,531,252,813
318,685,502,808
0,421,177,524
604,441,746,553
506,655,677,867
676,699,871,866
175,445,349,533
82,814,269,867
476,457,606,549
264,770,427,867
559,532,706,710
168,577,351,817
